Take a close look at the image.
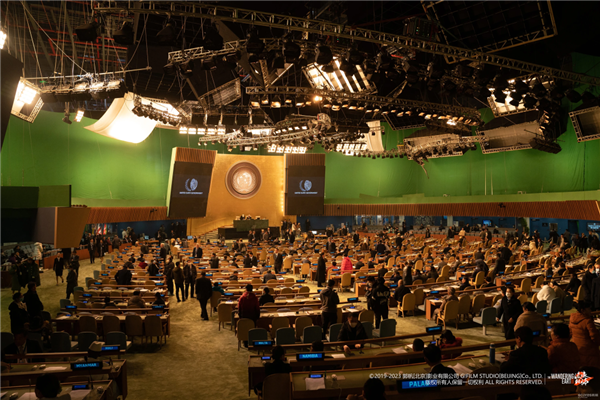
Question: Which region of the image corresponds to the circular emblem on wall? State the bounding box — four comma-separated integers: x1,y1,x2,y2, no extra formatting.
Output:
225,162,262,199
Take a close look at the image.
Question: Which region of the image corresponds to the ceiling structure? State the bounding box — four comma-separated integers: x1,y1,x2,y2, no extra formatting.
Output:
2,1,599,163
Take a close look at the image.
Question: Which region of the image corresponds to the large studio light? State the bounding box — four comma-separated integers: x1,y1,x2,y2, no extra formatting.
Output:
84,92,158,143
113,22,134,45
11,78,44,123
0,30,7,49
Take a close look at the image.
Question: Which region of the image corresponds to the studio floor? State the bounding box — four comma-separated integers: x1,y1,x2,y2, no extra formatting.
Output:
1,256,513,399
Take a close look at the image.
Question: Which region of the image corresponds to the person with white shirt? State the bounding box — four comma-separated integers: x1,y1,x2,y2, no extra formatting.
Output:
537,281,557,302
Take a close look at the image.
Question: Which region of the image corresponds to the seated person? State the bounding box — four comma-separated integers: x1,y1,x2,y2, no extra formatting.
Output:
346,377,386,400
103,296,117,308
433,287,458,323
1,330,44,363
229,270,239,281
35,373,71,400
392,278,411,313
439,329,463,359
500,326,552,376
410,338,425,363
212,281,225,295
458,276,472,291
152,292,165,306
423,344,458,379
259,287,274,306
514,302,547,334
537,281,556,302
389,271,401,284
337,313,368,354
481,276,496,288
127,290,146,308
547,323,580,373
262,269,276,283
254,345,292,395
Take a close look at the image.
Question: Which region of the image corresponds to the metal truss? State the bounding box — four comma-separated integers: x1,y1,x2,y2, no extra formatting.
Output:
569,106,600,143
245,86,481,120
94,1,600,86
168,40,247,63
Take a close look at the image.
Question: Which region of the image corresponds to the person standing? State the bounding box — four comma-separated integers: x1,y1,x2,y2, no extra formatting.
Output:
316,251,327,287
195,271,212,321
115,264,132,286
66,264,78,300
569,301,600,368
70,250,80,276
23,282,44,319
25,257,41,287
165,256,175,296
497,286,523,342
320,279,340,336
184,261,197,299
371,277,391,329
173,261,185,302
53,253,64,285
273,249,283,273
581,264,597,302
9,262,21,294
87,239,95,264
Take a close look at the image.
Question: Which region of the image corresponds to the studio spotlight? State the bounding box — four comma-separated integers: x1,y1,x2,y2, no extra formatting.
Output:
0,30,6,49
493,90,507,103
315,43,333,65
513,80,529,95
295,96,306,107
283,38,301,63
250,96,261,108
156,20,177,44
260,95,269,106
321,63,335,74
179,59,194,77
62,110,72,125
509,95,522,107
270,54,285,70
347,45,365,65
74,109,84,122
113,22,134,45
246,29,264,54
531,82,547,98
75,20,99,42
339,59,357,77
565,89,582,103
203,25,223,50
523,94,537,109
270,95,282,108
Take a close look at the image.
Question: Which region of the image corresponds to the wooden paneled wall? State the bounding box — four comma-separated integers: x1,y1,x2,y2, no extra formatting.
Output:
173,148,216,164
285,153,325,167
324,201,600,220
86,207,169,224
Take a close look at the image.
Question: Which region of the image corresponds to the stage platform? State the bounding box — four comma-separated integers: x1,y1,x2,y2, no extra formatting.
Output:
218,225,280,240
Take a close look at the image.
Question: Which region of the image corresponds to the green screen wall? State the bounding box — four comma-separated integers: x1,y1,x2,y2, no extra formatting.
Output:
2,53,599,207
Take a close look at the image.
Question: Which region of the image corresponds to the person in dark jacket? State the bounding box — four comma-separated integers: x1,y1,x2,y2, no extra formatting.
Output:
1,331,44,363
23,282,44,319
403,264,413,286
243,254,252,269
65,264,78,299
184,261,197,299
497,286,523,341
159,243,168,262
209,253,219,269
115,265,132,286
424,345,458,380
173,261,185,302
565,272,582,296
147,261,159,277
87,240,96,264
165,257,175,295
316,252,327,287
370,277,391,328
53,253,64,285
192,244,203,259
500,326,552,376
320,279,340,336
152,292,166,306
195,272,212,320
273,249,283,273
581,264,597,302
393,278,411,315
9,292,29,334
259,287,275,306
338,313,368,354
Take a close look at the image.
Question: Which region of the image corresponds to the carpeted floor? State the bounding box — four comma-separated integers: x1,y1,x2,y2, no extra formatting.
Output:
2,256,514,399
